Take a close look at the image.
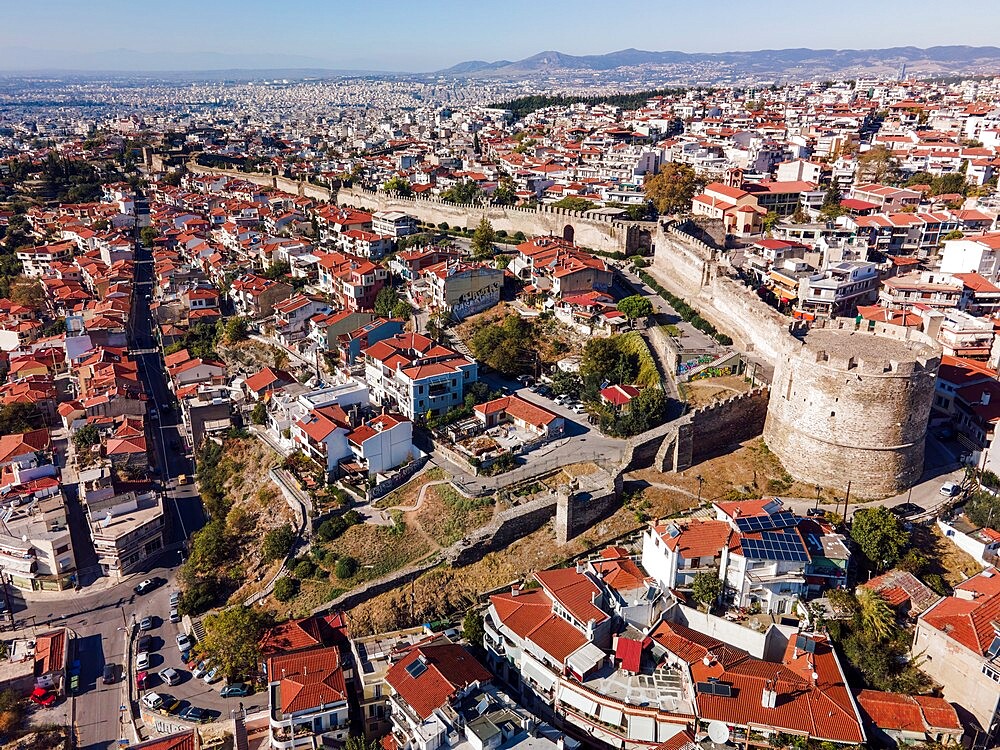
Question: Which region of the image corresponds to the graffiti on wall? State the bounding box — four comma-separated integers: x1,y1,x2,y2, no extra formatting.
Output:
452,282,501,319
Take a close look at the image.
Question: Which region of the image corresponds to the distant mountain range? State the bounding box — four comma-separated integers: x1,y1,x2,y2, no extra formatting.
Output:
2,44,1000,81
435,45,1000,79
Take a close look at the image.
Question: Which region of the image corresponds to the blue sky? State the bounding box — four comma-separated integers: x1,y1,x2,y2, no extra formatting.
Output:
3,0,1000,71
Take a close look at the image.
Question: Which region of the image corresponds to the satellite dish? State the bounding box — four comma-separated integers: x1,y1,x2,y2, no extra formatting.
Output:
708,721,731,745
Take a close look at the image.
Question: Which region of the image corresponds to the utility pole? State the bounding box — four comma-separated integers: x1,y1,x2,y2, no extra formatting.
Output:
843,481,852,522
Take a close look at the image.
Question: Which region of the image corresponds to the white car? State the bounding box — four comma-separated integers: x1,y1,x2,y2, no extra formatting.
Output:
192,660,210,680
203,666,220,684
159,668,181,686
176,633,192,651
136,651,150,670
141,692,163,710
939,481,961,497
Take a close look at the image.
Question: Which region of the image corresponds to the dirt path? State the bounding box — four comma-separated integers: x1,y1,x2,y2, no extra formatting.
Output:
389,479,451,512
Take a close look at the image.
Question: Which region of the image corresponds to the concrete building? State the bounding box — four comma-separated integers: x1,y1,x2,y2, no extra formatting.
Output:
0,479,77,591
85,489,165,580
416,262,503,320
266,645,350,750
764,322,940,497
796,261,879,318
913,568,1000,739
372,210,418,237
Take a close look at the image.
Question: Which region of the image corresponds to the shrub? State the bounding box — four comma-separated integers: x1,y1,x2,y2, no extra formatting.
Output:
262,523,296,562
438,222,449,230
335,556,358,579
293,560,316,579
273,576,299,602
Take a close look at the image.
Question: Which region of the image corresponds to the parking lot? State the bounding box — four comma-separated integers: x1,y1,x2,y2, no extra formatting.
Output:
129,580,260,729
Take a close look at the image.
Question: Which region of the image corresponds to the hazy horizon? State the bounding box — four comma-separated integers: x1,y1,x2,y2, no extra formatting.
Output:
2,0,1000,72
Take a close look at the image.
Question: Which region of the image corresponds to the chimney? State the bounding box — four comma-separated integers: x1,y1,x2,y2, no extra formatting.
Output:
762,687,778,709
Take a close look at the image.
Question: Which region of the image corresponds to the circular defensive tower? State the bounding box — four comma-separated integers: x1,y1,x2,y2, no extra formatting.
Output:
763,322,940,498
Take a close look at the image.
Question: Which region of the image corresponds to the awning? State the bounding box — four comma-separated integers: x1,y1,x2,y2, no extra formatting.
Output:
522,658,556,691
599,704,624,727
628,715,656,742
559,686,599,717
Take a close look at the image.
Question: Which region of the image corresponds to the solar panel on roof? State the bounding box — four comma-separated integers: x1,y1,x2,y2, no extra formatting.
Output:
696,681,733,696
405,659,427,679
734,511,796,533
795,634,817,653
713,683,733,697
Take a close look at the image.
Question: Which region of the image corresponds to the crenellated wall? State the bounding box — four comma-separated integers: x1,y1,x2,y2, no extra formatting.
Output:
337,186,654,255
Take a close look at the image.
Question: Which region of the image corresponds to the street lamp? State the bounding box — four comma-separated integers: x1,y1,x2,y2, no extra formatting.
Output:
814,484,821,509
696,475,703,504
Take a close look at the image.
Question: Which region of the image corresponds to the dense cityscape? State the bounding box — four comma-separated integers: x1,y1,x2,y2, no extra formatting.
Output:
6,7,1000,750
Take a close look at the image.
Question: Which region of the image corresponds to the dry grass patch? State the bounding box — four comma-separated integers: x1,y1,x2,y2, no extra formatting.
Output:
680,375,751,408
374,466,445,509
412,485,495,547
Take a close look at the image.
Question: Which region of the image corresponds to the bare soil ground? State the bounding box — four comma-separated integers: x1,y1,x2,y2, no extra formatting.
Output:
374,466,445,509
680,375,752,408
217,439,292,604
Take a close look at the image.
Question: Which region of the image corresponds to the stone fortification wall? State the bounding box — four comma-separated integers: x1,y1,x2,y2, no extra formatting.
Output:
763,320,941,498
337,186,652,255
683,387,771,464
622,387,771,473
187,161,334,201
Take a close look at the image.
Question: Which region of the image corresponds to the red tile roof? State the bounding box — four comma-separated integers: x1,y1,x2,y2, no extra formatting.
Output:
856,690,961,733
267,645,348,714
921,568,1000,654
535,567,608,625
260,613,349,655
651,620,864,743
385,643,491,720
489,588,588,664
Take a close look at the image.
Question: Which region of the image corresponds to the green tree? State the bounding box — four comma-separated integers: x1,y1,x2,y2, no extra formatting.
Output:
942,229,965,242
9,277,45,310
391,300,412,320
692,570,723,608
250,400,268,425
856,588,896,641
930,172,968,196
72,423,101,451
462,609,485,648
857,145,900,184
383,176,413,196
0,403,42,435
0,688,26,736
140,226,159,247
762,211,780,233
262,523,296,562
201,606,274,681
492,180,518,206
345,736,381,750
224,316,249,344
617,295,654,322
374,286,400,318
471,218,497,258
644,162,702,214
790,206,810,224
551,196,596,212
442,180,483,204
273,576,299,602
850,506,910,571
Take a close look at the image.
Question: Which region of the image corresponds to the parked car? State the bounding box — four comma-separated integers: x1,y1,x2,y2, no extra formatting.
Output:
220,683,253,698
102,663,117,684
159,668,181,686
134,578,160,595
175,633,192,651
141,692,163,711
158,693,182,713
169,607,181,624
137,634,153,652
192,660,209,680
30,688,57,707
139,616,154,631
136,652,150,670
891,502,923,518
179,706,206,723
940,481,962,497
571,403,586,414
806,507,827,518
203,667,220,684
169,592,181,608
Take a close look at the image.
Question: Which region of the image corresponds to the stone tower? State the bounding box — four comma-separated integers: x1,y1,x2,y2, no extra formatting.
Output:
763,321,940,498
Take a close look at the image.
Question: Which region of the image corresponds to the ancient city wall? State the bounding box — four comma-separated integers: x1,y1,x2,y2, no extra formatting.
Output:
187,161,335,201
684,386,771,464
763,320,941,498
337,186,652,255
